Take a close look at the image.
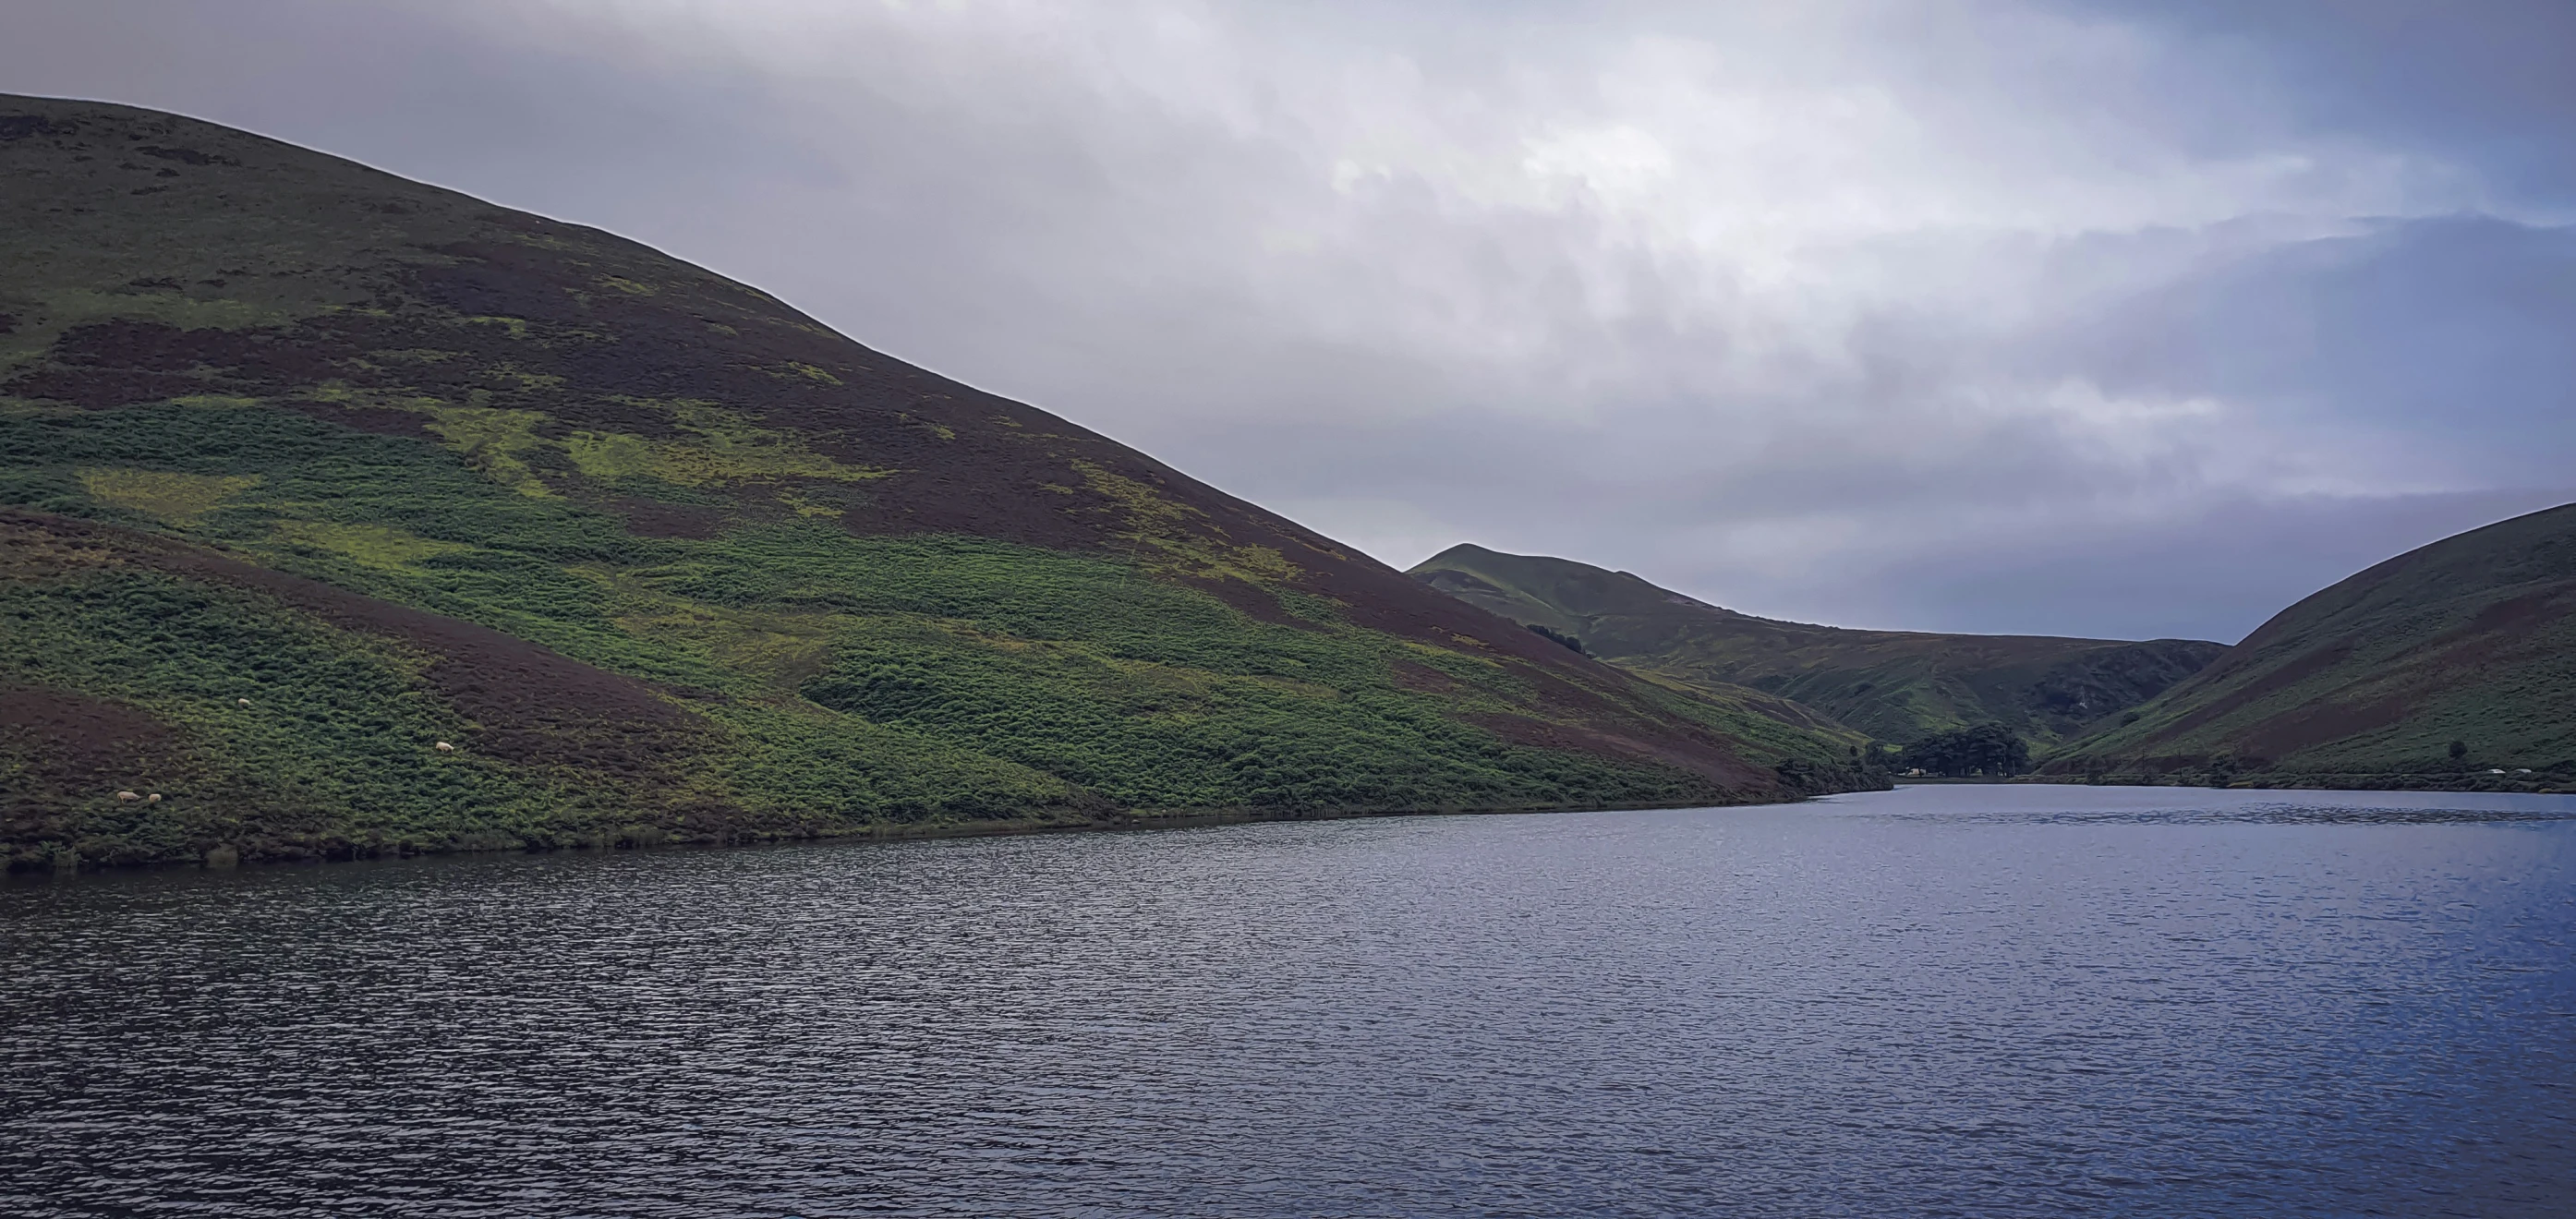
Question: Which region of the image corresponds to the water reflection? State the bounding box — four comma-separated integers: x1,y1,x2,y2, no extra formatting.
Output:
6,786,2572,1216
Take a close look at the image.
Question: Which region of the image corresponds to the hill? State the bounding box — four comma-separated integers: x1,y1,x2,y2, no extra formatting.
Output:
0,96,1877,870
2043,502,2576,787
1410,545,2225,745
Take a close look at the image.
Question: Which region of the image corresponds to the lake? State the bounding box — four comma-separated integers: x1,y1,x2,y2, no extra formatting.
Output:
6,784,2572,1217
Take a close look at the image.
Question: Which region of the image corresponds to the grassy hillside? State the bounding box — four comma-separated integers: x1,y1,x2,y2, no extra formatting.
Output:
0,96,1877,870
1412,545,2225,745
2044,503,2576,789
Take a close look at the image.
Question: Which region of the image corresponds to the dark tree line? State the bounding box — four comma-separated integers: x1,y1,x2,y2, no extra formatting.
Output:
1900,723,2031,778
1525,622,1585,655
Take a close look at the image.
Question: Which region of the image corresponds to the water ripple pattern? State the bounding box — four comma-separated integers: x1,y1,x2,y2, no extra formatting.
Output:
6,785,2572,1217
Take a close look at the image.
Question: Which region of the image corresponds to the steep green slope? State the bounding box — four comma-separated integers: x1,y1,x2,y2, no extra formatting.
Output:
1412,544,2225,745
2045,503,2576,787
0,96,1876,869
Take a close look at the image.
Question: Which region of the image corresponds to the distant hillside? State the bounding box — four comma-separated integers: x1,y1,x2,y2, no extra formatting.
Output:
1411,545,2225,745
2045,503,2576,787
0,96,1878,869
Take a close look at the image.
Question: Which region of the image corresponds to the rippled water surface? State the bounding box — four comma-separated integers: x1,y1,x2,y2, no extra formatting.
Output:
6,785,2574,1217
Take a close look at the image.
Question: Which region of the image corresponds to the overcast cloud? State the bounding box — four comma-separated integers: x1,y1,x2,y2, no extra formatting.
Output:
7,0,2570,641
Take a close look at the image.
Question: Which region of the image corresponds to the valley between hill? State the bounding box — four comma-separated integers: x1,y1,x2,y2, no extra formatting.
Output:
1411,544,2223,747
1410,532,2576,792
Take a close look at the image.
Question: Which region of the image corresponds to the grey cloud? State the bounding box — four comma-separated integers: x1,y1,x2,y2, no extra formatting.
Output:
2078,0,2576,205
2058,216,2576,455
4,0,2570,646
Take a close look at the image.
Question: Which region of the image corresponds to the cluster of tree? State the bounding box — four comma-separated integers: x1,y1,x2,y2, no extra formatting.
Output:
1778,743,1902,796
1525,622,1586,655
1900,722,2031,778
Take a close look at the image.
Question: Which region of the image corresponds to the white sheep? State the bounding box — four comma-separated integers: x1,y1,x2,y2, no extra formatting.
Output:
116,791,140,802
435,741,456,754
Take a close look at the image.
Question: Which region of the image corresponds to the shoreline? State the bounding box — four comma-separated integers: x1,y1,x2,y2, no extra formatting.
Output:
1891,774,2572,795
2023,774,2573,795
18,778,2574,881
4,787,1865,879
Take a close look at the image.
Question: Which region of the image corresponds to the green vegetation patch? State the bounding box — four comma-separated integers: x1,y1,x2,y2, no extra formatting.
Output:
0,567,555,866
77,467,261,524
562,400,890,488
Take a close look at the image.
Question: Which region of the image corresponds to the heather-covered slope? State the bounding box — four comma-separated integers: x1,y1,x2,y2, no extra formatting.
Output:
0,96,1875,869
1412,544,2225,744
2044,503,2576,787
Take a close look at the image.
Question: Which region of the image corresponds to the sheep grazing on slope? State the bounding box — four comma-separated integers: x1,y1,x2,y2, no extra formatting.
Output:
435,742,456,753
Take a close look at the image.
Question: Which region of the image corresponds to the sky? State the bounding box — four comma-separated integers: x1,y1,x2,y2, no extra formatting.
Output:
6,0,2571,642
